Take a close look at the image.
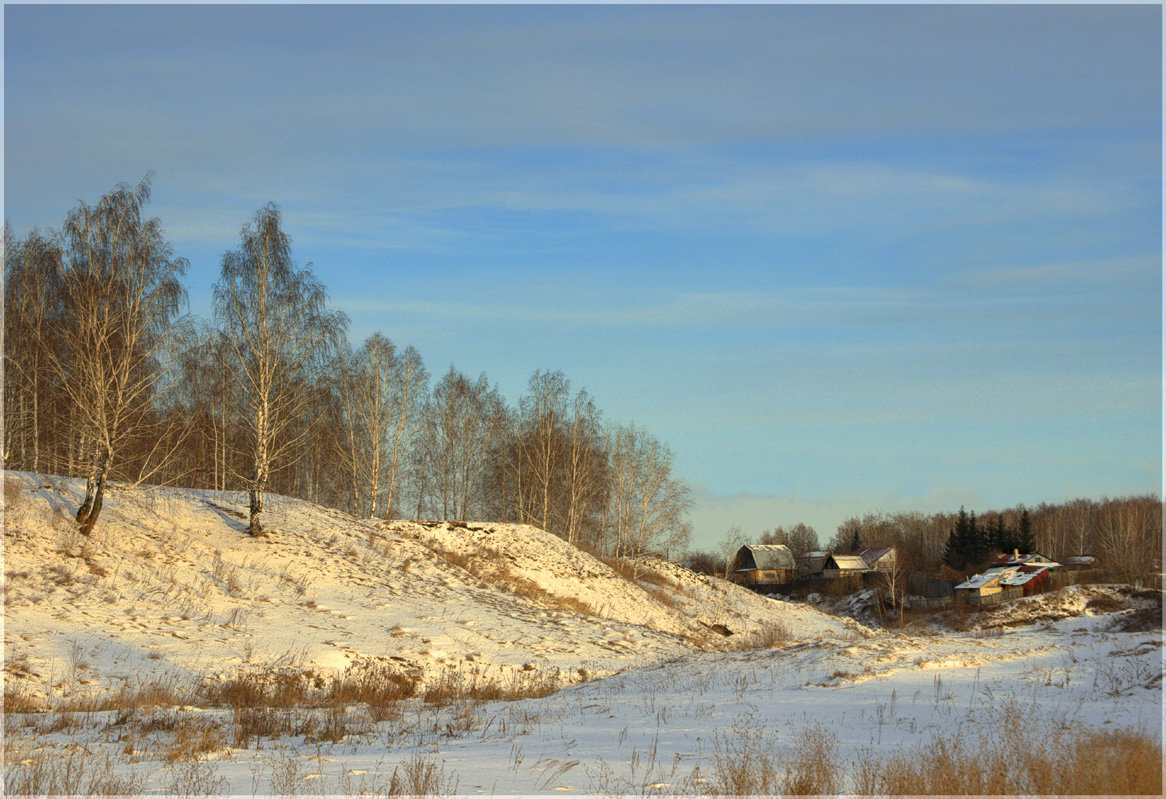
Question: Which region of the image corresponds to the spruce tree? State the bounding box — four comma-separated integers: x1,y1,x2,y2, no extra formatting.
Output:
944,507,970,570
1017,508,1036,553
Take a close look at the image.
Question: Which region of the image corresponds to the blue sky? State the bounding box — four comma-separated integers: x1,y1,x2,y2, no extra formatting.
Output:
5,4,1161,548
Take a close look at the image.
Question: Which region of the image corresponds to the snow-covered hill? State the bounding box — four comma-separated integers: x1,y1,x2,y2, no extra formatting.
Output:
2,471,854,708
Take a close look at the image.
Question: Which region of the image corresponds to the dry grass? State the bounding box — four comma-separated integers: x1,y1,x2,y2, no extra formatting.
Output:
598,554,639,583
4,473,24,511
703,720,839,795
4,740,147,796
421,666,559,705
428,540,596,617
200,668,315,709
4,684,44,714
328,661,418,721
163,716,225,762
851,713,1162,795
696,712,1160,796
722,621,792,651
384,754,459,796
210,549,245,597
57,676,192,713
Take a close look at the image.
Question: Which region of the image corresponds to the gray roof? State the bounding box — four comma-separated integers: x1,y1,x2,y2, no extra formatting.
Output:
735,544,795,572
797,553,828,573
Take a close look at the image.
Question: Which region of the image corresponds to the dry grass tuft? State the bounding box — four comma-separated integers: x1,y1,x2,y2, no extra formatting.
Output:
422,667,559,705
724,621,792,651
385,754,459,796
329,661,419,721
163,716,225,762
4,685,44,714
200,668,314,709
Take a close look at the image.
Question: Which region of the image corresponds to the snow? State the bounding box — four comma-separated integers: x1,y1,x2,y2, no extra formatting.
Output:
3,471,1162,795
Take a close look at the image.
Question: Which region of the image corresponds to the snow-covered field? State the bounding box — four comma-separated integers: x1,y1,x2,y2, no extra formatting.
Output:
3,472,1162,795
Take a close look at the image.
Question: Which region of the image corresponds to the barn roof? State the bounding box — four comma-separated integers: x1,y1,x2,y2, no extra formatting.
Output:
736,544,795,571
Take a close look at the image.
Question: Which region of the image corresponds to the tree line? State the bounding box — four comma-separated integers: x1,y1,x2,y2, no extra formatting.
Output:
693,495,1161,582
828,497,1161,580
3,176,691,556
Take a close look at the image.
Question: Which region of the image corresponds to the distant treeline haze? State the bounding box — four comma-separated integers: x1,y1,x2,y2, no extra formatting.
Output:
3,177,690,556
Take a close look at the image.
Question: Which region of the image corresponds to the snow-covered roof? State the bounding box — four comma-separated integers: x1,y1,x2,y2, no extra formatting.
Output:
999,566,1048,587
992,552,1053,567
735,544,796,572
954,572,1002,590
1066,556,1096,567
826,554,870,571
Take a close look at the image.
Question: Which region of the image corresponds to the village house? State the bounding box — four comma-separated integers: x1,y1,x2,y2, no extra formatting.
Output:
953,570,1007,605
855,546,896,571
955,559,1056,605
997,564,1052,599
821,553,870,579
729,543,796,588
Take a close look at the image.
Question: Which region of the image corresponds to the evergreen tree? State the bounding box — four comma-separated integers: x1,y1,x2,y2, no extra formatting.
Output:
944,507,971,570
1017,508,1036,552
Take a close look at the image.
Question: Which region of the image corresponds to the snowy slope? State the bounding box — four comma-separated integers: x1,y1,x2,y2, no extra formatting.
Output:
5,472,1162,795
2,471,853,707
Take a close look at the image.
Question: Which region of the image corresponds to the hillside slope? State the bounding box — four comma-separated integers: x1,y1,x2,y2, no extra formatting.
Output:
2,471,854,707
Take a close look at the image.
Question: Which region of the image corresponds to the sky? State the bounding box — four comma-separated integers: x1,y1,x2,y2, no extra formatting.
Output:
4,4,1162,549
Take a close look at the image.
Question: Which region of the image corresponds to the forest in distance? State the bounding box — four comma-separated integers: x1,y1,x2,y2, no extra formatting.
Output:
4,175,1161,579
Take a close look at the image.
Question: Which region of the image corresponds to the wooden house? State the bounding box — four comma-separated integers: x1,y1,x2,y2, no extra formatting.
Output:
998,564,1051,599
730,544,796,588
953,570,1007,605
855,546,896,571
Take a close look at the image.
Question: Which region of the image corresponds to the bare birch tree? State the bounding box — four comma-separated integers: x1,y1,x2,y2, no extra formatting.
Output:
605,423,691,559
29,177,191,535
562,389,608,547
518,370,570,532
213,204,346,535
337,335,429,518
419,367,506,521
3,226,66,473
